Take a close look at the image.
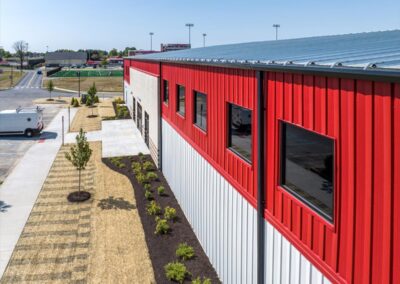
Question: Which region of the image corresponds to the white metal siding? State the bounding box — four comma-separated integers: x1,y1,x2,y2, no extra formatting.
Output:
162,120,330,284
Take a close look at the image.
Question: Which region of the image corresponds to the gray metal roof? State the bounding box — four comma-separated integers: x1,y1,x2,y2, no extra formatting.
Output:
45,51,87,61
130,30,400,74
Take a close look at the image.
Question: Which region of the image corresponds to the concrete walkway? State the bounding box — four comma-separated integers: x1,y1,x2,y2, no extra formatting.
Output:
0,108,78,277
65,119,149,158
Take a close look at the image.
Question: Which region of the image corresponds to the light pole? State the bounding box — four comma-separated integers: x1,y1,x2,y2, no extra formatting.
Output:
46,46,48,53
273,24,280,40
185,23,194,47
149,32,154,51
202,33,207,47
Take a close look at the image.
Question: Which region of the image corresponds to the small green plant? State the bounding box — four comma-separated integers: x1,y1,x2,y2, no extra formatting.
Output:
157,186,165,196
146,172,158,182
110,157,125,168
132,161,141,170
176,243,195,261
192,277,211,284
164,261,190,283
144,183,152,191
145,189,153,200
146,201,161,215
114,97,125,104
94,95,99,103
71,97,75,105
164,206,177,221
155,217,170,235
142,161,154,171
136,172,148,185
73,98,80,107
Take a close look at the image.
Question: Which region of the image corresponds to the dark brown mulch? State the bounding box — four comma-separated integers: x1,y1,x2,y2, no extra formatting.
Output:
103,155,220,284
67,191,91,202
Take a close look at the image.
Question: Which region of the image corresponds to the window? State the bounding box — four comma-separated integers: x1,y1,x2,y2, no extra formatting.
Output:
163,80,169,104
194,91,207,131
137,103,143,135
228,104,252,162
177,85,185,116
280,122,334,222
132,97,136,122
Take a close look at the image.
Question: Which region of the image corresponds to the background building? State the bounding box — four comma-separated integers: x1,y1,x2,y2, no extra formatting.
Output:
160,43,190,52
45,51,87,67
124,30,400,284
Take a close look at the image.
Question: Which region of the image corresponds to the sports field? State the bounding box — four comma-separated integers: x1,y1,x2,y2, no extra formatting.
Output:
50,69,123,78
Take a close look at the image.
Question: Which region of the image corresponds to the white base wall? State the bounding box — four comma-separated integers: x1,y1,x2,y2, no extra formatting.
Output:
162,120,331,284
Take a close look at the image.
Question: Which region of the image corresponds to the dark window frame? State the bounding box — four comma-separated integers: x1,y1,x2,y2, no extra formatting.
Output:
163,80,169,105
132,96,136,122
279,121,336,223
193,91,207,132
227,103,253,164
176,84,186,117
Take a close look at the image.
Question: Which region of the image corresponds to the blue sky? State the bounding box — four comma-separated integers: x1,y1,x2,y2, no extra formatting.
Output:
0,0,399,52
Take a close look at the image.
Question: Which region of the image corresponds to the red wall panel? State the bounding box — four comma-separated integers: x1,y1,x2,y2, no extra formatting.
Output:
130,60,160,77
128,60,399,284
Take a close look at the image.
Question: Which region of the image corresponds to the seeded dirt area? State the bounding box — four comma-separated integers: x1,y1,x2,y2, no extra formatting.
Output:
0,142,155,284
69,99,116,132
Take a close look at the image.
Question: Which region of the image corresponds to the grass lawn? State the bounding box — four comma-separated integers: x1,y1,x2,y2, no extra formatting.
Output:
43,77,123,93
50,70,123,78
0,71,24,89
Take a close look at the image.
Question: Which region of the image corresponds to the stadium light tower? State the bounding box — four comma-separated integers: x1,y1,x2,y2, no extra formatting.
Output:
185,23,194,47
202,33,207,47
273,24,281,40
149,32,154,51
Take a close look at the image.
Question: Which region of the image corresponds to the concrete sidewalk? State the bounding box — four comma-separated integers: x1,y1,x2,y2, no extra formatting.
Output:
65,119,149,158
0,108,78,277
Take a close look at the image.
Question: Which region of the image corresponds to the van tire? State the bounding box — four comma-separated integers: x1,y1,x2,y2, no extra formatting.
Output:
25,129,33,137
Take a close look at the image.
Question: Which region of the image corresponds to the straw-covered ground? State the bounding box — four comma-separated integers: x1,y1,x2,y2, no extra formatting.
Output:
0,142,155,283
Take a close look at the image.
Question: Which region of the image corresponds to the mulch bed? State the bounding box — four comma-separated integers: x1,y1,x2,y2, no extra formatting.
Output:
103,155,220,283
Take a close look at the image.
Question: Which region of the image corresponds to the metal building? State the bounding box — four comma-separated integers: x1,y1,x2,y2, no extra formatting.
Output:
45,51,87,67
123,30,400,284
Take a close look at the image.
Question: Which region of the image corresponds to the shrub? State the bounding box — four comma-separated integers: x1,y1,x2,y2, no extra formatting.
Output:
176,243,195,261
192,277,211,284
146,172,158,182
94,95,99,103
164,262,190,283
155,217,170,235
85,95,92,106
142,161,154,171
136,173,148,185
72,98,80,107
132,162,141,170
164,206,177,221
146,201,161,215
145,189,153,200
144,183,151,191
157,186,165,196
110,157,125,168
114,97,124,104
138,152,144,161
71,97,75,105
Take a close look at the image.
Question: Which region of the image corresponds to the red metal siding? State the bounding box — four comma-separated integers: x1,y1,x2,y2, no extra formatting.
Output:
264,73,399,283
127,60,400,284
130,60,160,77
123,59,130,83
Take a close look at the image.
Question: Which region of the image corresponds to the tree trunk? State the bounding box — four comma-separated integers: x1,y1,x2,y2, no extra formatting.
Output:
78,169,81,195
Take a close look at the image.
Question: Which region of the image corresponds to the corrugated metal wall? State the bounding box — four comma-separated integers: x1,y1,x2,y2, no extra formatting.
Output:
162,120,330,284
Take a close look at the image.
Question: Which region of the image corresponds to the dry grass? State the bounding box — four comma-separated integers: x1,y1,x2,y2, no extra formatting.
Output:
43,77,123,92
0,143,155,284
0,71,24,89
69,99,116,132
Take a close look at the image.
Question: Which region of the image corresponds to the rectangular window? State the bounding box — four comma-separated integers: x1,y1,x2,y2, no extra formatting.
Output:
280,122,334,222
194,91,207,131
132,97,136,122
163,80,169,104
177,85,185,116
228,104,252,163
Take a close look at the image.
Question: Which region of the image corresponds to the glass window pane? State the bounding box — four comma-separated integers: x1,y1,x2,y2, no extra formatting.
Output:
177,85,185,115
281,122,334,221
228,104,252,162
194,92,207,131
163,80,169,104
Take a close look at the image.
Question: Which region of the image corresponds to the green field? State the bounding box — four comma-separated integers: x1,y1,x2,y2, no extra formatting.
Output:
50,69,123,78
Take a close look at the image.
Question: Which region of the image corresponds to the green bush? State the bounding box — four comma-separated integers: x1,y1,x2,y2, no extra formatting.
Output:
85,95,92,106
136,173,148,185
155,217,170,235
114,97,125,104
157,186,165,196
146,172,158,182
164,262,190,283
145,189,153,200
72,98,80,107
164,206,177,221
144,183,151,191
142,161,154,171
94,95,99,103
71,97,75,105
192,277,211,284
176,243,195,261
146,201,161,215
110,157,125,168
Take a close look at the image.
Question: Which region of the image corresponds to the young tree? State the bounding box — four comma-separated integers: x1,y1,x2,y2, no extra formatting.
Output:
87,82,97,116
65,129,92,202
46,80,54,100
13,40,28,72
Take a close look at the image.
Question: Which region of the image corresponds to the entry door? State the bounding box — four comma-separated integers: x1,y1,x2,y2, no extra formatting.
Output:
144,112,149,147
137,103,143,134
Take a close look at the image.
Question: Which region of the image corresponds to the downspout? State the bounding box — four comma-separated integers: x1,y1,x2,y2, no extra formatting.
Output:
158,62,163,170
256,70,265,284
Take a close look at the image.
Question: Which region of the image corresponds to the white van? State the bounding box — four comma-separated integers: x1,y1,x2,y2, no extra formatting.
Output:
0,107,44,137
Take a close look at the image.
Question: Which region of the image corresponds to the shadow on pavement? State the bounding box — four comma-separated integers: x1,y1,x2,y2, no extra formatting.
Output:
0,131,58,141
0,200,12,213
